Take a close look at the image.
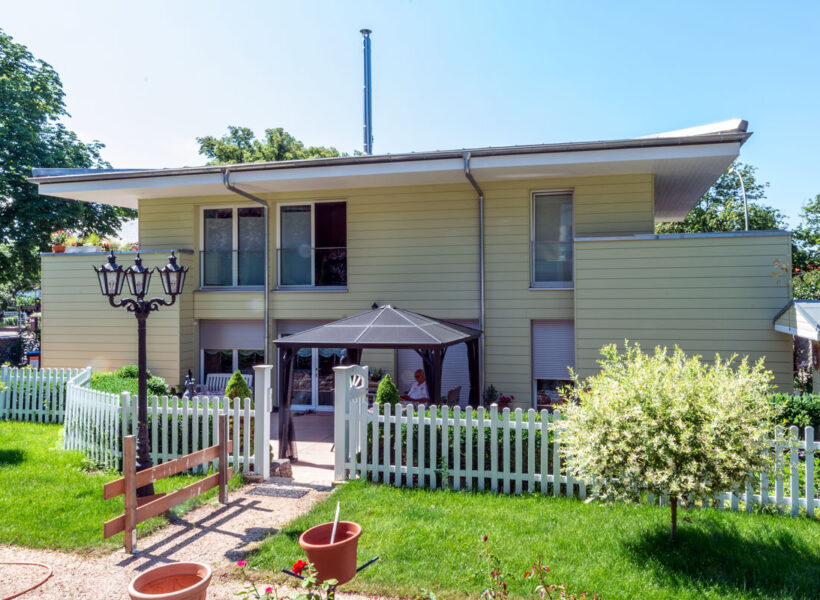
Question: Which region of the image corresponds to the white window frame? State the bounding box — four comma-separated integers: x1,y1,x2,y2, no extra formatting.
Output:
276,200,347,289
530,190,575,289
199,204,264,288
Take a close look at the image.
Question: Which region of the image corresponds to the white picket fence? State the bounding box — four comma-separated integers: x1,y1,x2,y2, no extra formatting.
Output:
333,365,819,518
62,365,273,474
0,365,81,423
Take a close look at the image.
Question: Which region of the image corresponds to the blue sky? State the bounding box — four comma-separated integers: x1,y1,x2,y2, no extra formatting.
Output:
3,0,818,226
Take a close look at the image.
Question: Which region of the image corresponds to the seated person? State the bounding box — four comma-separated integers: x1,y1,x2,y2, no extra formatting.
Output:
400,369,429,403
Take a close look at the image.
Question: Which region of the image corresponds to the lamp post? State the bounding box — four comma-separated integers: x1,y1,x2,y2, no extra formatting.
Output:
94,251,188,496
728,166,749,231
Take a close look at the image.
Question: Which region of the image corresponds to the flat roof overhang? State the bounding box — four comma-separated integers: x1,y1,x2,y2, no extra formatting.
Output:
30,130,750,222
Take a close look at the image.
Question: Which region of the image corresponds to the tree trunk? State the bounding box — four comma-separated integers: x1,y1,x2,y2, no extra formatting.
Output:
670,496,678,542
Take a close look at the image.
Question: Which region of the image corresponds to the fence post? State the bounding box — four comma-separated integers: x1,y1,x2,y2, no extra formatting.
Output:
218,414,229,504
253,365,272,479
0,364,8,418
123,435,137,553
333,366,350,482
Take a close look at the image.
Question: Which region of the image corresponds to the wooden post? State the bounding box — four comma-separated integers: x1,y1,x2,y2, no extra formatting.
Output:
218,414,228,504
123,435,137,553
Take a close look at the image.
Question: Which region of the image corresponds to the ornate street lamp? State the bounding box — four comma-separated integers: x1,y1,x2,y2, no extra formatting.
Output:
94,251,188,496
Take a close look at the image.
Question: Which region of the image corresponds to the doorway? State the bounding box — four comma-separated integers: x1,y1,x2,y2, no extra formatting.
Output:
289,347,344,411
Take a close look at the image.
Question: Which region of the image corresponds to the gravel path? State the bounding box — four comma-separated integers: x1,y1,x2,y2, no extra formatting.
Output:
0,480,381,600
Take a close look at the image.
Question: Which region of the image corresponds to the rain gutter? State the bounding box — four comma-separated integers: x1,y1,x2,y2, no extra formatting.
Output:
463,151,486,400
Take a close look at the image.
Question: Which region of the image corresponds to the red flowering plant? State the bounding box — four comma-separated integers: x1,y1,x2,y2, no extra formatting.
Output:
474,537,596,600
235,559,337,600
50,230,68,245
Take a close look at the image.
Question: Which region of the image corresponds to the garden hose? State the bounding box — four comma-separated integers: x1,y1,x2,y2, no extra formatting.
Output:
0,562,53,600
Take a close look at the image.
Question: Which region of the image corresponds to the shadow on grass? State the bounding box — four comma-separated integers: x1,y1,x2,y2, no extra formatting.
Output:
624,518,820,598
0,448,24,466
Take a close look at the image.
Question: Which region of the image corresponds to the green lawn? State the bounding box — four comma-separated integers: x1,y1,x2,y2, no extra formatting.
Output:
0,421,240,551
250,480,820,600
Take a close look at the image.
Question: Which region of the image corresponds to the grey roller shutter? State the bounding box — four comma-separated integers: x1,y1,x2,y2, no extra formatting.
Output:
532,320,575,380
200,320,264,350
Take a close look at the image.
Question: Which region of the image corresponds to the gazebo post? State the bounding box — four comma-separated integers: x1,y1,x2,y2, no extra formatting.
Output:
278,347,297,460
467,339,480,406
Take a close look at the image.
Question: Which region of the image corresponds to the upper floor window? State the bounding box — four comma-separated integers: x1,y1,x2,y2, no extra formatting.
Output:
201,206,265,287
531,192,573,287
278,201,347,288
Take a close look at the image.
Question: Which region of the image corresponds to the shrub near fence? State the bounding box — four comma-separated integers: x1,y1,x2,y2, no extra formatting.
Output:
338,394,820,518
0,365,81,423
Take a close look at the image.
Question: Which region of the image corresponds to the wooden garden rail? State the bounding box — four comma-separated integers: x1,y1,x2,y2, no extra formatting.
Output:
103,414,232,553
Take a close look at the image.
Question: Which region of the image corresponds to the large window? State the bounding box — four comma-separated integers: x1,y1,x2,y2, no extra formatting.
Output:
532,192,573,287
201,207,265,287
278,201,347,287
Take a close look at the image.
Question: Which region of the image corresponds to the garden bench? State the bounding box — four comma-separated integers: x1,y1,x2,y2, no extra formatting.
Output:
195,373,253,397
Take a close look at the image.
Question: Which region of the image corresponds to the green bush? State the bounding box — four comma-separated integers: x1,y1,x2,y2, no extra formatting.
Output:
116,364,155,379
90,372,171,397
224,370,252,399
376,374,399,406
770,393,820,430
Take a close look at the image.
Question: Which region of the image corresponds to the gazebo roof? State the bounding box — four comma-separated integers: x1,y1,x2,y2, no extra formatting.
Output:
273,305,482,349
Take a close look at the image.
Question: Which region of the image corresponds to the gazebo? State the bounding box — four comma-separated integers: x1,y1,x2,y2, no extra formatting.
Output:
273,305,482,459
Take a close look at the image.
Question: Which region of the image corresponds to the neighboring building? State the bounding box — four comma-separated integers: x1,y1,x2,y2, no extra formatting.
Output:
32,119,794,409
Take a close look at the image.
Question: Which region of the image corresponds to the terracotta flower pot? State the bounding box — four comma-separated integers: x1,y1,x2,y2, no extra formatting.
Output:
128,562,212,600
51,244,65,253
298,521,362,585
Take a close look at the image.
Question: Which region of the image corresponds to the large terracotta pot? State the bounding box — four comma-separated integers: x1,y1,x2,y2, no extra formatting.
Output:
128,562,212,600
51,244,65,253
298,521,362,585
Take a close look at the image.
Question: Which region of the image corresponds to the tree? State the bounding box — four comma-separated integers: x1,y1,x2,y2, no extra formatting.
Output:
0,29,135,294
560,342,778,541
197,126,343,164
656,163,784,234
792,193,820,272
224,370,253,400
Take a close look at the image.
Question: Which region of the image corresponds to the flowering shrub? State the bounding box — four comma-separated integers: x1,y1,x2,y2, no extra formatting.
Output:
50,230,67,244
235,560,337,600
560,342,779,540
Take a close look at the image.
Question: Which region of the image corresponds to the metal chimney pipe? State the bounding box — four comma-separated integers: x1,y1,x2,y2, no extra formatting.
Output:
360,28,373,155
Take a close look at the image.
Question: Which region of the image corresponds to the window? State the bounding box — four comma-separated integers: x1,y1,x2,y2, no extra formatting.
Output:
202,349,264,379
532,192,573,287
199,320,265,381
278,201,347,287
532,320,574,411
201,207,265,287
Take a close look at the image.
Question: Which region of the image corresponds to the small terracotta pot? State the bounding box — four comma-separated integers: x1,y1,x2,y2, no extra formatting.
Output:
51,244,65,253
298,521,362,585
128,562,212,600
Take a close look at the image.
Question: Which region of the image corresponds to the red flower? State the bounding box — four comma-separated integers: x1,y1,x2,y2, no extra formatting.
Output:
237,560,247,567
292,559,307,575
482,535,488,542
265,587,273,594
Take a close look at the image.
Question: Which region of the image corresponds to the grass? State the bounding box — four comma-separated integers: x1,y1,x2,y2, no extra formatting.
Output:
0,421,241,551
250,480,820,600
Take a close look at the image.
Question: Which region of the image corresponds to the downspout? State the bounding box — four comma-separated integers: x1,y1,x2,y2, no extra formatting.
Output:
462,152,486,400
222,167,271,364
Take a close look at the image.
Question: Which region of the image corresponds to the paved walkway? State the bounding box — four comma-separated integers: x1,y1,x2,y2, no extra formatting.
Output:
0,479,380,600
271,412,335,485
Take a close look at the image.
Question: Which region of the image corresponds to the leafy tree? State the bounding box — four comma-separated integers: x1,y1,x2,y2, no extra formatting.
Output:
0,29,135,294
792,269,820,300
224,370,252,400
560,342,778,541
197,126,343,164
376,374,399,406
656,163,784,234
792,193,820,272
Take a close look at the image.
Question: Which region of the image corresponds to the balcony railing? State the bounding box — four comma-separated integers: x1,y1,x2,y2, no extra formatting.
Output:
277,246,347,288
531,241,573,287
200,250,264,287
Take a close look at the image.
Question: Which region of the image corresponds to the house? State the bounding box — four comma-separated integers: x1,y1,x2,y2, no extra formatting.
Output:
31,119,794,409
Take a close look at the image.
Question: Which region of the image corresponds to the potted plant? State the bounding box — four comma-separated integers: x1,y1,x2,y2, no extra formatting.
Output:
497,393,514,411
50,230,67,253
